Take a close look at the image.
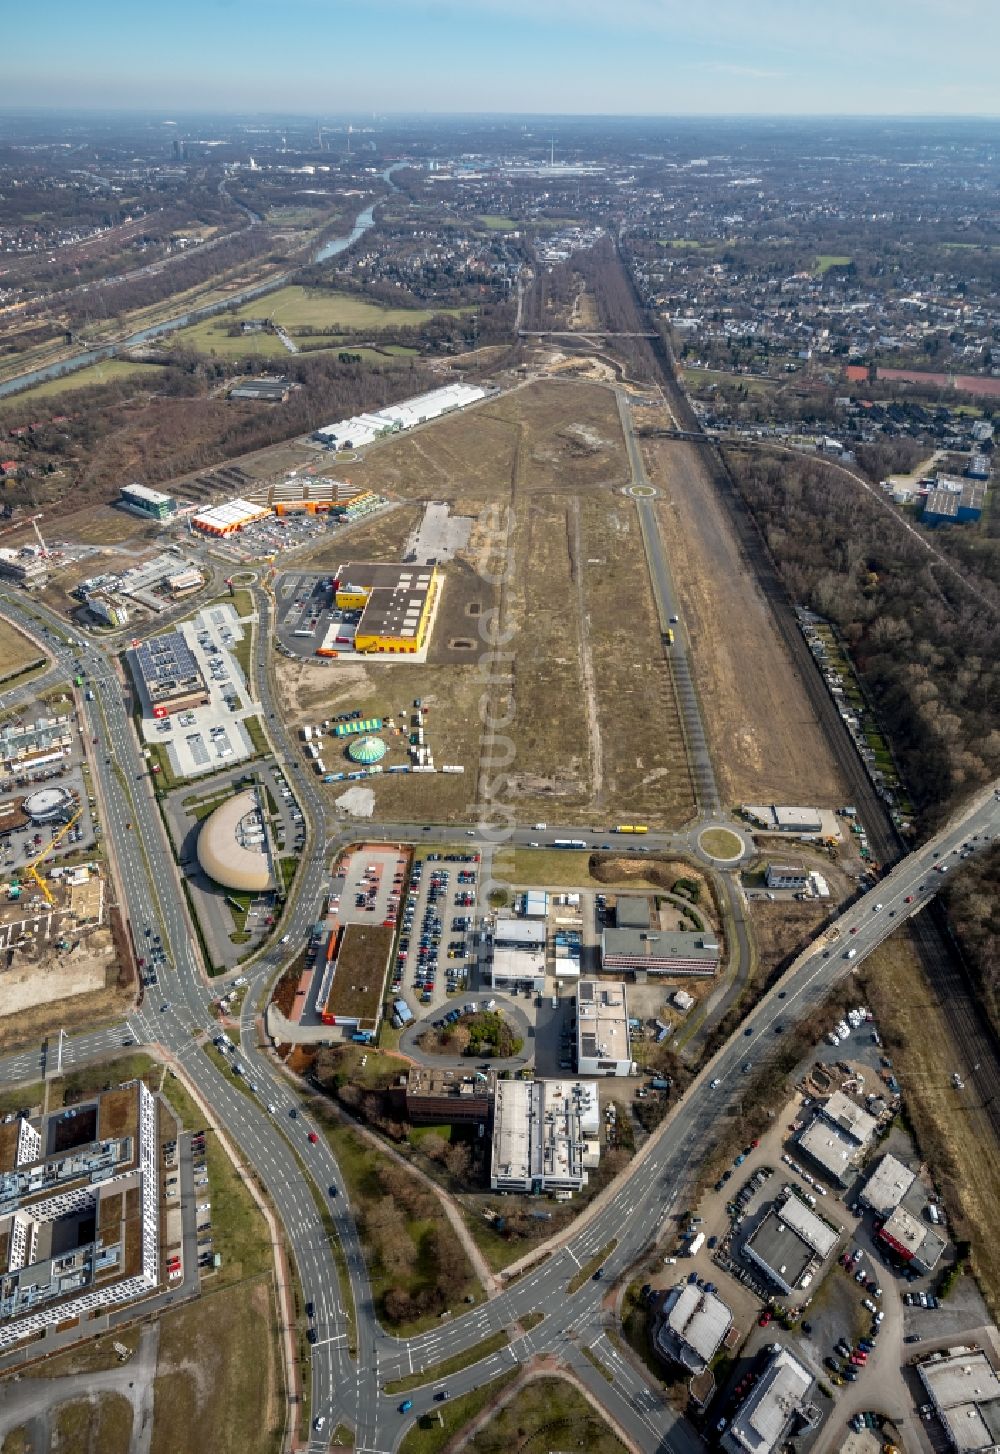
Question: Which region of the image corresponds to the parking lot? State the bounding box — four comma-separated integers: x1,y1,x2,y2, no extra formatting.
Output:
391,849,480,1017
216,508,339,564
274,571,343,658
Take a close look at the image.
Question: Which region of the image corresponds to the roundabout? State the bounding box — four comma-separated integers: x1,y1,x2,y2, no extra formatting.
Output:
697,825,745,864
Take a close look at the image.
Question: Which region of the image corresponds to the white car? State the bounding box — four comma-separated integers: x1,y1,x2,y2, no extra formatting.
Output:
873,902,884,912
710,1078,722,1089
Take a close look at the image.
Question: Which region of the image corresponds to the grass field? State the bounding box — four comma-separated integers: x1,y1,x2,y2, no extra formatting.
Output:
0,360,161,415
150,1279,282,1454
470,1375,627,1453
860,934,1000,1319
682,366,779,395
54,1394,132,1454
477,215,521,231
814,254,853,274
0,619,45,684
171,285,466,361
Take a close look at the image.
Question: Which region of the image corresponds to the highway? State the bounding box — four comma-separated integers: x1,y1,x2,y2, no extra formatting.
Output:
0,585,997,1453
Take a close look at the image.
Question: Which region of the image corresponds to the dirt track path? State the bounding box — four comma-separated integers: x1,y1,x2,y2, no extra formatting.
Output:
569,495,604,806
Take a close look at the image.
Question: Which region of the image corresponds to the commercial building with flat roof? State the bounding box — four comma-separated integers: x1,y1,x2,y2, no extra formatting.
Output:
191,498,272,537
797,1090,877,1185
489,1078,599,1194
765,862,808,890
333,561,440,656
405,1068,493,1126
119,482,177,521
654,1283,732,1373
861,1153,916,1216
918,1347,1000,1452
722,1345,816,1454
131,630,209,718
487,947,546,990
576,980,632,1076
601,928,720,977
744,1192,840,1295
878,1204,947,1274
318,922,393,1033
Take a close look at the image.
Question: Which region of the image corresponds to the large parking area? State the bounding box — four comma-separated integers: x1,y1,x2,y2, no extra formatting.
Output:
391,849,480,1016
216,509,337,563
274,571,343,657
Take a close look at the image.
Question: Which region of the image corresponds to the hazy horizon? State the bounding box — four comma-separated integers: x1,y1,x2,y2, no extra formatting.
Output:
7,0,999,118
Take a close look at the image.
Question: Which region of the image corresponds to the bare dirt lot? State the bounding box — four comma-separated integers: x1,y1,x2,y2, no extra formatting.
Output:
643,437,850,808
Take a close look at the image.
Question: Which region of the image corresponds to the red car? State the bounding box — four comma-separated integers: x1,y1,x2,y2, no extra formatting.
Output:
308,1132,318,1144
850,926,859,934
758,1310,772,1327
904,895,914,903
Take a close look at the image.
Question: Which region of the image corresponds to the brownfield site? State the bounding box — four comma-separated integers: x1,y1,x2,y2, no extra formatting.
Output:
277,378,697,827
643,436,850,808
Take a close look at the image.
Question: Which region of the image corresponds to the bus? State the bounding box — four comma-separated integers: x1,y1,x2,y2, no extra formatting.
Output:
552,839,587,849
614,825,648,834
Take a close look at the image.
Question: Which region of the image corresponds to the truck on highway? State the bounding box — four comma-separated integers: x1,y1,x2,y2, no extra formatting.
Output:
664,629,675,646
613,824,648,834
532,822,548,831
552,839,587,849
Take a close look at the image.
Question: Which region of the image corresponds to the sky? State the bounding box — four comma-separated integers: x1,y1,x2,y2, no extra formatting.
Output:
5,0,999,117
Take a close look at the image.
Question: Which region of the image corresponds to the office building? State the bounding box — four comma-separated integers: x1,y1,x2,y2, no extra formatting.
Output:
119,483,177,522
576,981,633,1077
601,928,720,977
489,1078,599,1194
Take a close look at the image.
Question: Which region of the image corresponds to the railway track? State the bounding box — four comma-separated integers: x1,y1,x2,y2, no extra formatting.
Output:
597,241,1000,1137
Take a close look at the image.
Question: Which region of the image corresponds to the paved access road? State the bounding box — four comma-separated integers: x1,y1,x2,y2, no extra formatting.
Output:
1,588,997,1454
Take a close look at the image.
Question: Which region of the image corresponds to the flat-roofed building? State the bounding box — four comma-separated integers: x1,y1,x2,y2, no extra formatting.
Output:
405,1068,493,1126
918,1347,1000,1452
601,928,720,978
228,376,290,403
487,946,546,990
494,918,546,950
744,1192,840,1295
722,1345,816,1454
119,482,177,521
86,591,129,628
654,1283,733,1374
878,1204,947,1274
489,1078,599,1194
191,498,272,537
797,1090,877,1185
765,862,808,890
0,1082,160,1351
332,561,440,656
131,630,209,718
576,980,632,1076
318,922,393,1034
861,1153,916,1216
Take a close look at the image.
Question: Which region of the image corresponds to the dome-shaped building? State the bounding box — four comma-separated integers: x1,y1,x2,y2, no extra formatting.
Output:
196,789,274,893
346,735,387,765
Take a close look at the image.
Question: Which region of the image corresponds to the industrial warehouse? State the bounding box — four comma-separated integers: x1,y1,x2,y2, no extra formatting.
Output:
576,980,634,1077
311,382,487,452
0,1082,160,1350
743,1189,840,1295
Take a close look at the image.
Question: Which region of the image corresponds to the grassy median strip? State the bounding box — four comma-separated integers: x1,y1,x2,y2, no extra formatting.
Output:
384,1329,510,1395
581,1344,615,1384
567,1239,617,1295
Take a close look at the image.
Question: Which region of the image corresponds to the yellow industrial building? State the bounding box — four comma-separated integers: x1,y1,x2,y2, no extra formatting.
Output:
332,562,440,655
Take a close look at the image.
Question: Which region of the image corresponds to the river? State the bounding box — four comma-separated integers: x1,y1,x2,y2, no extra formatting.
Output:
0,166,401,400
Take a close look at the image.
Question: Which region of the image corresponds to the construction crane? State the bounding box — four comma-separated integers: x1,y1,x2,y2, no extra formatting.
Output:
25,806,84,906
0,513,46,553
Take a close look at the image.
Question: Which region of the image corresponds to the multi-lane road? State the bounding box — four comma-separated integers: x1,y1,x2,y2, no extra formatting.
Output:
1,586,997,1454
